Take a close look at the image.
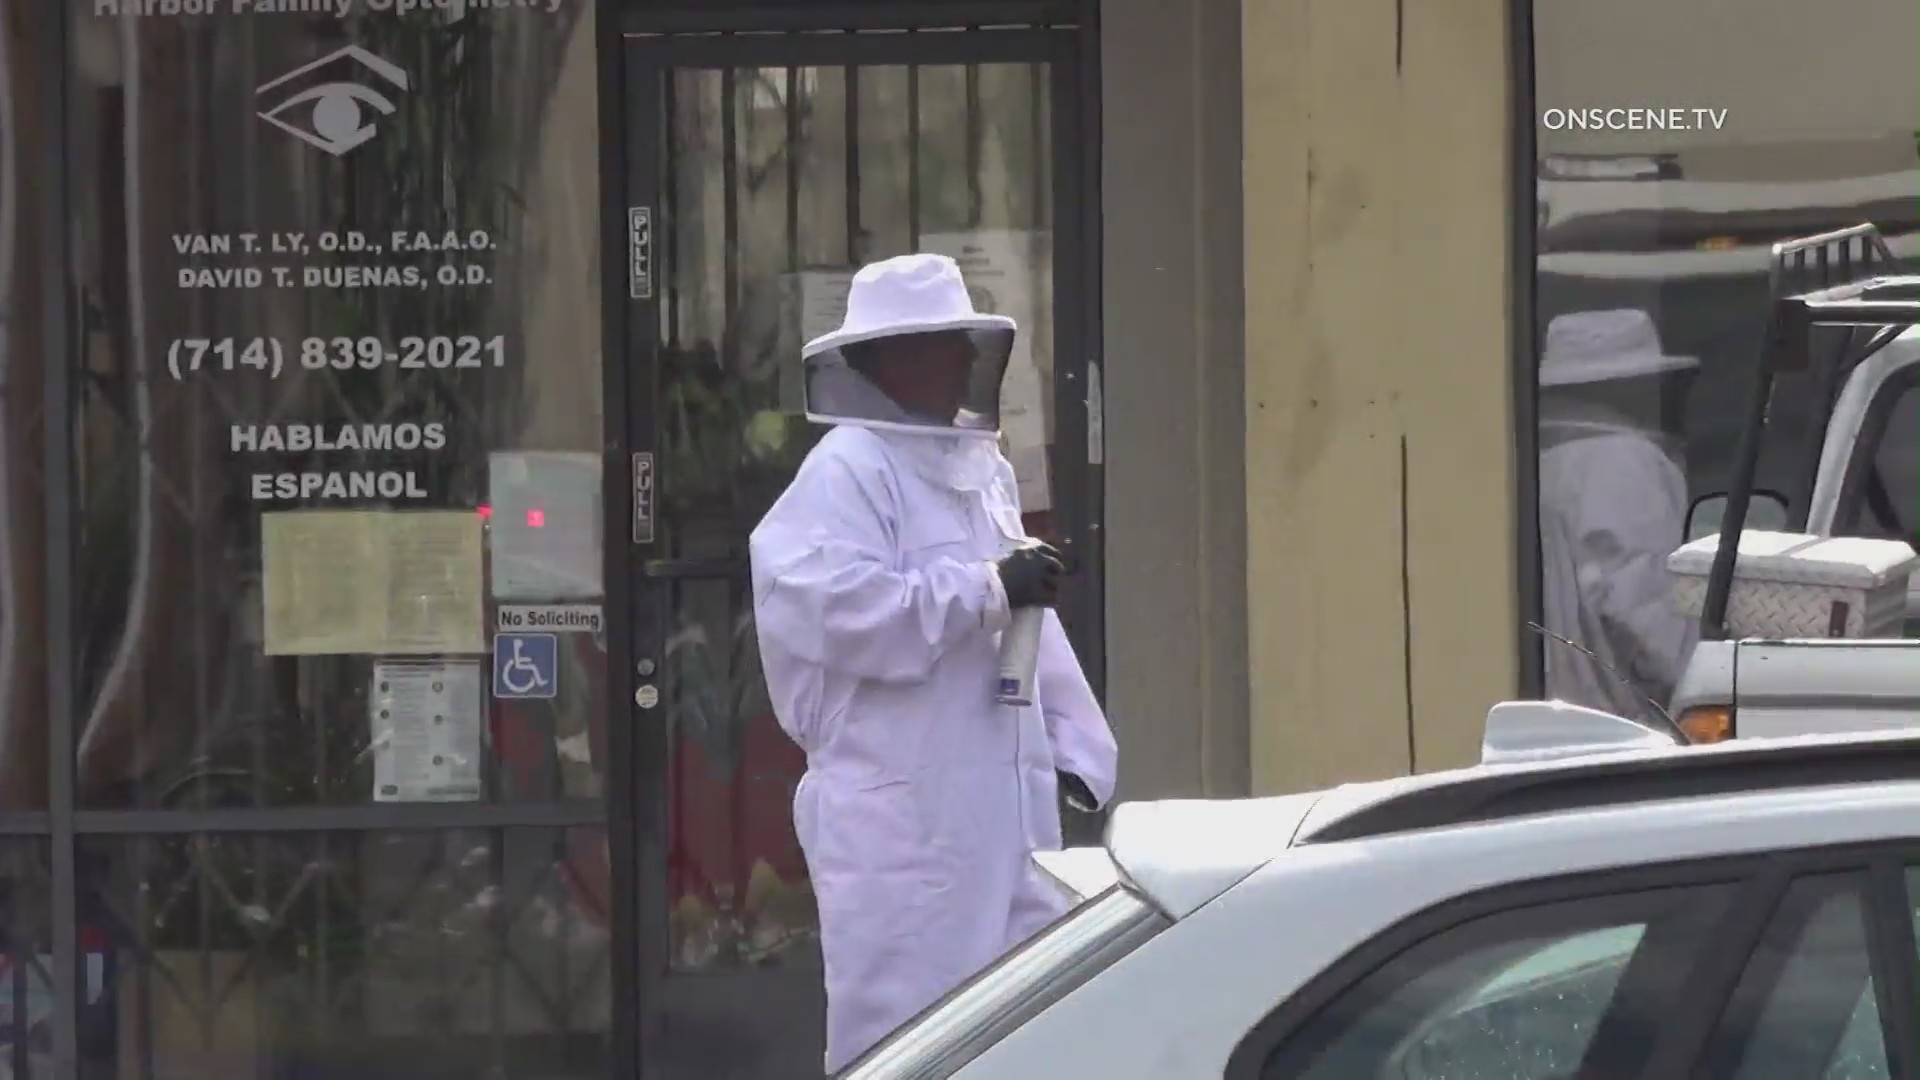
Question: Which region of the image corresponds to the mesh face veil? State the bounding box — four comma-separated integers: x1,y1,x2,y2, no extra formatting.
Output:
802,327,1016,438
799,252,1019,439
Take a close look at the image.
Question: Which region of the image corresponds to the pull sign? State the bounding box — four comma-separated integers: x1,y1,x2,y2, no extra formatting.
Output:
631,452,655,544
627,207,654,300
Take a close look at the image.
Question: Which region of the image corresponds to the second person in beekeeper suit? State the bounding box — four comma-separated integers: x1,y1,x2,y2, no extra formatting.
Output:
1538,308,1700,720
749,253,1118,1071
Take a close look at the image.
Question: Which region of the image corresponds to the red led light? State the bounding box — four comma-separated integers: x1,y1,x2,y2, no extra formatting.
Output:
526,509,545,528
476,504,493,520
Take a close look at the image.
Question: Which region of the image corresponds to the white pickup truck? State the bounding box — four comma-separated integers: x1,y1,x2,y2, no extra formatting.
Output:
1667,226,1920,741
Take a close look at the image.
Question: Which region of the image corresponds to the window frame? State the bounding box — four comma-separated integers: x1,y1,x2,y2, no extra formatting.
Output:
1867,859,1920,1073
1834,363,1919,539
1224,841,1920,1080
1692,870,1885,1080
839,884,1170,1080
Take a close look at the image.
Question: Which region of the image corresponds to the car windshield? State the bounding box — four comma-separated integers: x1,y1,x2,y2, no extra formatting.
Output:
839,884,1168,1080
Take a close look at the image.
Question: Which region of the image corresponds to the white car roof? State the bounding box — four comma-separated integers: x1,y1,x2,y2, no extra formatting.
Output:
1104,726,1920,918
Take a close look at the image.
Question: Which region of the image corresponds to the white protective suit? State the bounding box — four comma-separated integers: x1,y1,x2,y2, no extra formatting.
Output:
1539,406,1698,719
750,423,1118,1071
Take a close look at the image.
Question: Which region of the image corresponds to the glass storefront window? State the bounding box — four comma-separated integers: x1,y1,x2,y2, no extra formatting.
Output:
7,3,1086,1073
44,3,613,1075
1529,0,1920,709
67,2,607,811
78,827,608,1079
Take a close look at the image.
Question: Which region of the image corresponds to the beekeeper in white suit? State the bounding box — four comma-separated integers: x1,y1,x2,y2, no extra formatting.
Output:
749,253,1118,1071
1538,308,1701,720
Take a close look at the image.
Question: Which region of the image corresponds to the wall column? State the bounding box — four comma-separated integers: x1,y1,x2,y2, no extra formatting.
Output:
1242,0,1519,793
1101,0,1250,799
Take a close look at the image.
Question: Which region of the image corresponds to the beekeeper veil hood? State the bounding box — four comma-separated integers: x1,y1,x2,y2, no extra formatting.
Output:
803,253,1016,439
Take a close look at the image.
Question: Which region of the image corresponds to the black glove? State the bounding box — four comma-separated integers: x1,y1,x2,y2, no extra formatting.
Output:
1058,770,1098,812
994,543,1066,609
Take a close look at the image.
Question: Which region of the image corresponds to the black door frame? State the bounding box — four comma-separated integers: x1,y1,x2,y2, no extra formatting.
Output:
599,6,1102,1075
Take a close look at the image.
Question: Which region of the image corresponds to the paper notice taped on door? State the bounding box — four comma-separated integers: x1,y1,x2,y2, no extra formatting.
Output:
922,230,1054,511
370,660,484,802
261,510,486,656
488,452,604,601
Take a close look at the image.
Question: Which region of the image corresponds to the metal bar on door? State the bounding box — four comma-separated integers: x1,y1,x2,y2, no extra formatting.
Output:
1051,27,1104,701
593,25,642,1078
42,4,80,1077
965,63,982,227
628,29,1055,71
907,66,922,246
621,38,675,1076
786,66,802,272
845,64,862,262
621,1,1082,37
722,66,741,364
69,802,607,834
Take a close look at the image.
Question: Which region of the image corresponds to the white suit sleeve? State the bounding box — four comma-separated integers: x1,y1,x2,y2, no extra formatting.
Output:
1572,442,1698,692
750,454,1010,685
1037,610,1118,808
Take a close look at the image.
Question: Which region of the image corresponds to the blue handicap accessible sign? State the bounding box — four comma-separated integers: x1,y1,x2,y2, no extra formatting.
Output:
492,633,558,700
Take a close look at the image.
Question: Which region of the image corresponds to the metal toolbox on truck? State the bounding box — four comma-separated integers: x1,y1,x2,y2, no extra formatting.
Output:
1671,530,1918,639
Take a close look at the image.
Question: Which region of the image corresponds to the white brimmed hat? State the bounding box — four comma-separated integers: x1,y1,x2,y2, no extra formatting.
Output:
801,253,1017,438
1541,309,1698,388
803,253,1015,360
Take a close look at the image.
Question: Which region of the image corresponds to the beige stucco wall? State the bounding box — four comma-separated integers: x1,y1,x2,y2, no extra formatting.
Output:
1241,0,1518,793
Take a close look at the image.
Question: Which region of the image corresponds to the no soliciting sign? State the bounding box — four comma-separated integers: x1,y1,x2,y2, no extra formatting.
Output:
497,604,603,633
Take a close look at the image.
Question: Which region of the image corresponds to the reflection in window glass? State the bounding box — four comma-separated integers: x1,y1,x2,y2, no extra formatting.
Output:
1821,988,1888,1080
66,8,606,810
1262,887,1725,1080
1534,308,1699,722
1285,923,1644,1079
1530,0,1920,700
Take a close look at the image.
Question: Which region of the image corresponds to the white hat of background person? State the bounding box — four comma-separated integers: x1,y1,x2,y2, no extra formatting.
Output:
802,253,1016,360
1540,309,1699,388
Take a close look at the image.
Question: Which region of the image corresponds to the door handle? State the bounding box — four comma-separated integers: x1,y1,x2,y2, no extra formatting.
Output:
640,557,748,579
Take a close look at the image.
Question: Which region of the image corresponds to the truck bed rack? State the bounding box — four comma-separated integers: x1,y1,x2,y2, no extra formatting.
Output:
1700,224,1920,639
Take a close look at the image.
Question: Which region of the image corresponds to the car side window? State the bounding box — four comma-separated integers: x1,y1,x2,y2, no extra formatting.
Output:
1695,873,1886,1080
1258,885,1726,1080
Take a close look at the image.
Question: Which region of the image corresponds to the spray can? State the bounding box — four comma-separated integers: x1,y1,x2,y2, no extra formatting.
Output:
996,606,1045,707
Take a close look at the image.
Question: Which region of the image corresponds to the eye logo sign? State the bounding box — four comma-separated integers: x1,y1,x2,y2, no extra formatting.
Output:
256,45,409,157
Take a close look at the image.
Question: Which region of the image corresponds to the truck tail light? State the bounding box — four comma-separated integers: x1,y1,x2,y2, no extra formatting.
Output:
1678,705,1734,744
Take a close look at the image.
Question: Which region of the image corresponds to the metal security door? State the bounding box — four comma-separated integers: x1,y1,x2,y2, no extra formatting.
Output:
616,17,1095,1079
